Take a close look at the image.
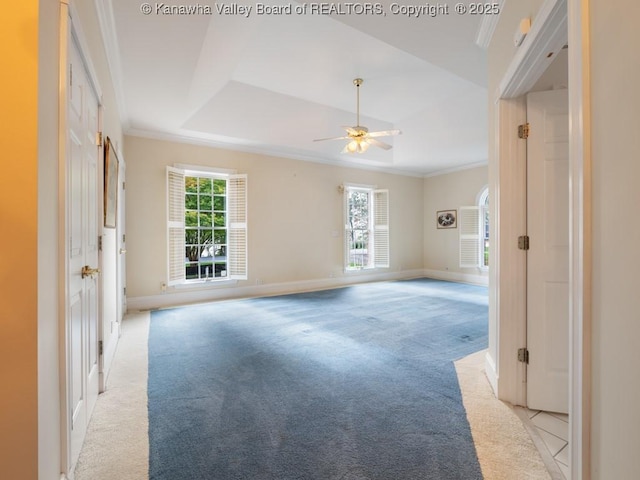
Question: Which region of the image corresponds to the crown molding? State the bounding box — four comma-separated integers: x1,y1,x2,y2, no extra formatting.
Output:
422,161,488,178
475,0,505,49
125,127,429,178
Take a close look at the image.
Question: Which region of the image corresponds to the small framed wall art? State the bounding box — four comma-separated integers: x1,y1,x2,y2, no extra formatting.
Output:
104,136,119,228
436,210,457,229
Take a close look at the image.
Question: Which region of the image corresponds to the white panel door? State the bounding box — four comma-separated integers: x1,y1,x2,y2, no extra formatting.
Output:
526,89,569,413
67,37,100,465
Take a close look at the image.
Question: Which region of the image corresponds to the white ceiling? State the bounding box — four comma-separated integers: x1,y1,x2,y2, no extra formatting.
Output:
106,0,489,176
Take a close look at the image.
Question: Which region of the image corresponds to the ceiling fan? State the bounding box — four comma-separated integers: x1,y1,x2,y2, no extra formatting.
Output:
314,78,401,154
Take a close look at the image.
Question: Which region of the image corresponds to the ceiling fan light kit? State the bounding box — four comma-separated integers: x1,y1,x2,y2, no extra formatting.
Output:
314,78,401,154
346,138,370,153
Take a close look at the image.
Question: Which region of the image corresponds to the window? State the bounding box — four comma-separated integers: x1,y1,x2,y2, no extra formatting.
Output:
343,185,389,270
167,166,247,285
480,187,489,268
459,186,489,269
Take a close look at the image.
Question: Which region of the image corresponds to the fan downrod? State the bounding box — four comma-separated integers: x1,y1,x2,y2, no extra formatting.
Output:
353,78,363,126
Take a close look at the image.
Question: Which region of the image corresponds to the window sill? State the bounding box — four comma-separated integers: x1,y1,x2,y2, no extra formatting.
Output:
345,267,386,274
173,279,239,289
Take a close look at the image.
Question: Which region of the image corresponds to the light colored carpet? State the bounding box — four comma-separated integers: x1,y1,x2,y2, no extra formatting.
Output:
455,350,551,479
74,312,150,480
75,312,551,479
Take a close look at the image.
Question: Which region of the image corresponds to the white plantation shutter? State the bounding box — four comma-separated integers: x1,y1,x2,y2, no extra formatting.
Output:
343,188,351,270
166,166,185,285
228,174,248,279
373,189,390,268
459,206,481,268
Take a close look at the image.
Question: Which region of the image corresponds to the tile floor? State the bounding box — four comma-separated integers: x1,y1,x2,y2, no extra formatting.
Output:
521,408,570,479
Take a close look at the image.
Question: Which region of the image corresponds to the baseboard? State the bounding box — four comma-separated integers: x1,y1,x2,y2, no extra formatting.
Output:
128,269,425,311
422,269,489,286
484,351,498,395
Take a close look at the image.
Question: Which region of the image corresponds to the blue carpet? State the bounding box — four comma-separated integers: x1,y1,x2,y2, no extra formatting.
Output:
148,278,488,479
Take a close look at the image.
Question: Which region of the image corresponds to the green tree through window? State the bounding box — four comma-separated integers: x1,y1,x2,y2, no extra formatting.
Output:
184,176,228,280
167,166,247,285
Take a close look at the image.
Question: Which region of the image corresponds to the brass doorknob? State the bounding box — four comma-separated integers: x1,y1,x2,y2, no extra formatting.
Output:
81,265,101,279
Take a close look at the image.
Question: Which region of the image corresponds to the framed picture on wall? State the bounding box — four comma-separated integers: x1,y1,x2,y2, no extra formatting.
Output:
104,136,119,228
436,210,457,229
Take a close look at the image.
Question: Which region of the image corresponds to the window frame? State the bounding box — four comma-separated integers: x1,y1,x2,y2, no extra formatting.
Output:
343,184,389,271
184,175,229,281
166,165,247,286
479,186,489,270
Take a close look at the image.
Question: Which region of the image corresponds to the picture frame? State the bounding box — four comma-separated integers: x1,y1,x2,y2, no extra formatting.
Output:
104,136,119,228
436,209,457,229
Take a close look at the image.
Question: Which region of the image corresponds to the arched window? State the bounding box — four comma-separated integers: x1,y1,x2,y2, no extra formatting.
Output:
459,187,489,270
478,187,489,268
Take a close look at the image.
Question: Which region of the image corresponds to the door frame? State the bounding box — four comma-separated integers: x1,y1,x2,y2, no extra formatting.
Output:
491,0,591,478
58,0,105,475
117,157,127,322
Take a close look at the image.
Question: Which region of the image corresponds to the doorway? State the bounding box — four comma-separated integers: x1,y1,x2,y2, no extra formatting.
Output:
491,0,591,477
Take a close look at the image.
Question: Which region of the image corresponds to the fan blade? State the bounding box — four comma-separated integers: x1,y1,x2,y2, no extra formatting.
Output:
313,135,351,142
366,138,392,150
367,129,402,138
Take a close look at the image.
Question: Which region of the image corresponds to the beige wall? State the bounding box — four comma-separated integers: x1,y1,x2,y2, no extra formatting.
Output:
423,166,488,279
125,135,425,303
590,1,640,477
0,2,39,478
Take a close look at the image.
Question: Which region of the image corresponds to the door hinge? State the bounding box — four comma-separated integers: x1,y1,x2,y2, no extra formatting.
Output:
122,181,126,190
518,347,529,364
69,64,73,87
518,123,530,139
99,340,103,356
98,235,103,251
518,235,530,250
96,131,103,147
